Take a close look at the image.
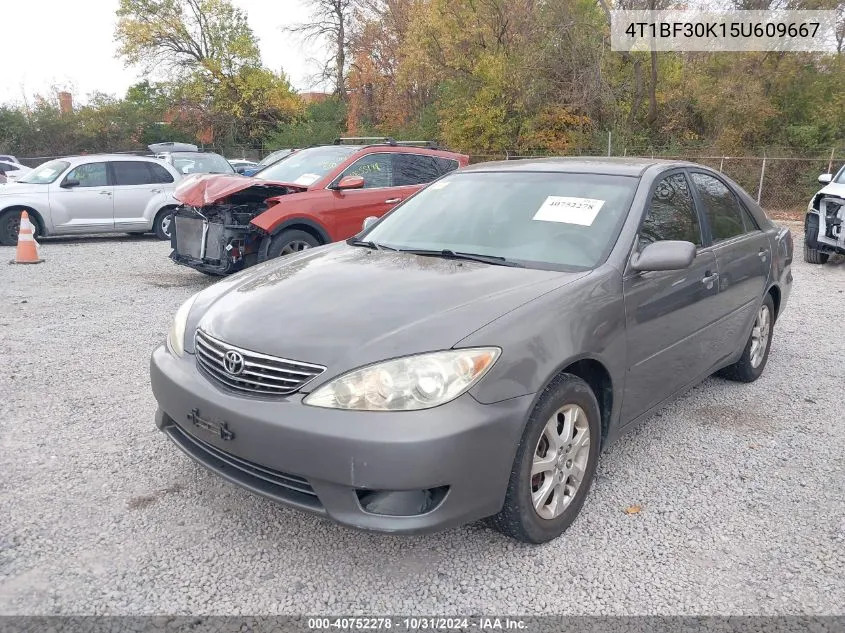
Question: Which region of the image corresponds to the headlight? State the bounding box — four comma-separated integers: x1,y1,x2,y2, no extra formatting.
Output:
303,348,501,411
167,293,199,357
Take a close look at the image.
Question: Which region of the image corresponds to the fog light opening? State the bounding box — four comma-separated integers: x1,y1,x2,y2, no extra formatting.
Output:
356,486,449,517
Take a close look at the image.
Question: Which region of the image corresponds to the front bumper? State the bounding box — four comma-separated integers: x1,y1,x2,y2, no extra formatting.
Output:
150,344,533,534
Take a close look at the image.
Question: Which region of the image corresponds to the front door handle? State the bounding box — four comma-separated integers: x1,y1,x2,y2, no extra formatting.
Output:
99,191,112,196
701,272,719,287
385,198,402,204
758,248,768,262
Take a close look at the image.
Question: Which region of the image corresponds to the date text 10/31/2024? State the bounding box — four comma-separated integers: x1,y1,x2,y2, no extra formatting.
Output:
308,618,528,630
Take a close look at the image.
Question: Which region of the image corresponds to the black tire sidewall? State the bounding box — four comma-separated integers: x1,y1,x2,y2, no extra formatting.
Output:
267,229,320,259
154,209,174,240
0,212,18,246
506,374,602,543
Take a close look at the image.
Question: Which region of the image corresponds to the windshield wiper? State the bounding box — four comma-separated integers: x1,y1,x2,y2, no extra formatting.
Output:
347,238,397,251
399,248,523,267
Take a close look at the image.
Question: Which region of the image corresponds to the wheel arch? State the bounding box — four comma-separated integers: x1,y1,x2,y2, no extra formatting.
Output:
766,284,781,323
1,204,46,236
266,217,330,244
524,355,615,446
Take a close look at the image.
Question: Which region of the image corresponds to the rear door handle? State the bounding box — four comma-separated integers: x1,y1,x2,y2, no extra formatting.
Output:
758,248,768,262
385,198,402,204
151,188,161,194
99,191,112,196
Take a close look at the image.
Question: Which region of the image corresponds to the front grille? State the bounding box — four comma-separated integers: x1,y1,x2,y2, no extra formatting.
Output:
166,422,322,510
194,329,326,397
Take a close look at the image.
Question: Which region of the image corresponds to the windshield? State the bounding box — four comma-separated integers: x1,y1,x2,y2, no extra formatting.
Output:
834,165,845,184
18,160,70,184
363,171,639,270
171,152,234,175
255,146,359,186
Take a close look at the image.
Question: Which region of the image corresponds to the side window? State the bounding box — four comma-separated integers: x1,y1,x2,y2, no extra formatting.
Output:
339,153,393,188
64,162,108,187
640,173,702,248
394,154,441,186
148,162,175,184
432,157,459,176
690,172,747,242
113,161,155,186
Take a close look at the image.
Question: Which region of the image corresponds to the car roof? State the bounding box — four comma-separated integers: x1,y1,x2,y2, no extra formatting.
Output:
460,156,697,177
51,154,172,165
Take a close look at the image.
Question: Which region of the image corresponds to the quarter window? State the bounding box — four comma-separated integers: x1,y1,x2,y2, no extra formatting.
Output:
690,172,749,242
338,153,393,188
64,163,108,188
640,173,702,248
148,162,175,184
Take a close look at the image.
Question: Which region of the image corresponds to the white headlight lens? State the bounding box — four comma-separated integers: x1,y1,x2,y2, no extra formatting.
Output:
167,293,199,357
303,348,501,411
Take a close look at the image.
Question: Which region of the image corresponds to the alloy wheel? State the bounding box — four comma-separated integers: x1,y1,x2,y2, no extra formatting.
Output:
749,304,771,368
531,404,591,520
280,240,312,255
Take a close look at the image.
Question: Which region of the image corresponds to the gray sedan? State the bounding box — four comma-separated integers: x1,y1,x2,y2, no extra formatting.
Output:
150,158,793,544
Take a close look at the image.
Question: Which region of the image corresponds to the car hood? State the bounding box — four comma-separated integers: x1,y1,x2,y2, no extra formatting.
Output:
190,244,586,379
0,182,46,196
174,173,308,206
818,182,845,198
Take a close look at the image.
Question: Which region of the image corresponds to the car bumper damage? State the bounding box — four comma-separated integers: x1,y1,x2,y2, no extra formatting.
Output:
169,178,305,275
150,345,532,534
808,193,845,254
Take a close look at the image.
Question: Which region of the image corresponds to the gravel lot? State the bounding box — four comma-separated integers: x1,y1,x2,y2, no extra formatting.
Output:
1,228,844,616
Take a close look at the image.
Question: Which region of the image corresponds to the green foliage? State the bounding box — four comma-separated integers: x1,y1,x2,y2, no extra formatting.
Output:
266,97,348,148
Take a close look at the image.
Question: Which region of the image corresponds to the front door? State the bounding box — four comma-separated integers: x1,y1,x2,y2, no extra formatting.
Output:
622,171,722,421
48,161,114,232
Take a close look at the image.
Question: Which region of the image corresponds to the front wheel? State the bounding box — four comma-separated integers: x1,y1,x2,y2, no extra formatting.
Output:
489,374,601,544
266,229,320,259
803,246,829,265
154,209,175,240
718,293,775,383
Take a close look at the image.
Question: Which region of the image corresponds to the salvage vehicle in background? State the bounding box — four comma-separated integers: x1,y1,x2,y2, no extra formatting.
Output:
152,157,793,543
805,167,845,264
241,149,297,176
168,138,469,275
149,143,235,176
0,155,182,245
228,159,259,175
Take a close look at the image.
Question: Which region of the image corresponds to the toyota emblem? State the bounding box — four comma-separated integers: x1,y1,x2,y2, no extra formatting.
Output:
223,350,245,376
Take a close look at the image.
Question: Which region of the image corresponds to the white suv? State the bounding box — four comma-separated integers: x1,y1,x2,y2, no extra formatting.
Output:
0,155,182,246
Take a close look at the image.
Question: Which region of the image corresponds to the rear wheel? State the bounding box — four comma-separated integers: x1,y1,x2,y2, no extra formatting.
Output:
718,293,775,383
489,374,601,544
267,229,320,259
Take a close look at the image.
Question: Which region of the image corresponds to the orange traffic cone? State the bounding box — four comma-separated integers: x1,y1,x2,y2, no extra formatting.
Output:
11,211,44,264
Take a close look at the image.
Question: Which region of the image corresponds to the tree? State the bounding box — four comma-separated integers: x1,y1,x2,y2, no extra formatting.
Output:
115,0,261,76
286,0,356,98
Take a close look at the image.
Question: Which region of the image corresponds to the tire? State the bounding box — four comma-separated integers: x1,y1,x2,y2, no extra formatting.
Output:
803,245,829,265
718,293,775,383
489,373,602,544
154,208,175,240
266,229,320,259
0,208,41,246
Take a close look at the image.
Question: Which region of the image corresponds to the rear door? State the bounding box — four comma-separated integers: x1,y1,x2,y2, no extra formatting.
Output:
111,161,175,229
392,153,459,200
622,171,721,420
688,170,771,361
48,161,114,231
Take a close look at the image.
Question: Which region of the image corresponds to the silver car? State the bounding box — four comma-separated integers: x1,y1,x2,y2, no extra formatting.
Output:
0,155,182,245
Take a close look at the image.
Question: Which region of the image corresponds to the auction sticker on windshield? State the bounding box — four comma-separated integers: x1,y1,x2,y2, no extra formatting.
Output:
294,173,321,186
532,196,605,226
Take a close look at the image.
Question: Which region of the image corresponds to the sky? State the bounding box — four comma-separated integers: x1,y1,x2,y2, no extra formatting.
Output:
1,0,328,106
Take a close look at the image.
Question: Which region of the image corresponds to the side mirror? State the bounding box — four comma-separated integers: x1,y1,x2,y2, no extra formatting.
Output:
335,175,365,190
61,179,80,188
362,216,378,231
631,240,696,272
818,173,832,185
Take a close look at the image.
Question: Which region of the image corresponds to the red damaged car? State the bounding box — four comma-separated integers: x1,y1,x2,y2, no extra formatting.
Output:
169,138,469,275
